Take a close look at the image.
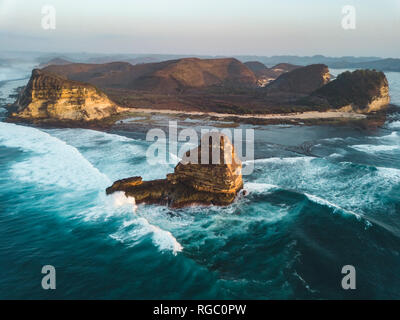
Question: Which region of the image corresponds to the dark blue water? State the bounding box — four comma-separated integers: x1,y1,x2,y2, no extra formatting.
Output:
0,67,399,299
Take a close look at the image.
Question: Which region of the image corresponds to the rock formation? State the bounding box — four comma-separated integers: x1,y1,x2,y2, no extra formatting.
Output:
9,69,126,123
306,69,390,113
106,133,244,208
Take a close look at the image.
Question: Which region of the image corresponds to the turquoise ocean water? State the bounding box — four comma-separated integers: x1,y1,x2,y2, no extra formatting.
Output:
0,66,399,299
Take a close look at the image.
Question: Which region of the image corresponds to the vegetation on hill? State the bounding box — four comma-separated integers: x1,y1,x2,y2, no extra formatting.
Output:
265,64,330,94
310,69,388,109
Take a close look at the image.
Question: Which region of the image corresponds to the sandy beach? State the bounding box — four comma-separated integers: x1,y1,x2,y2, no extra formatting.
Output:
125,108,367,120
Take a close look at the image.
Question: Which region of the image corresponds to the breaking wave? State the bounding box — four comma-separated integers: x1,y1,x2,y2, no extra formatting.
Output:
351,144,400,153
0,122,110,190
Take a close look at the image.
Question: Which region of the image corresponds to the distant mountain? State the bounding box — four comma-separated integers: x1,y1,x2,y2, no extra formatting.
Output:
329,58,400,72
43,58,257,93
39,57,72,68
237,55,382,68
29,53,400,73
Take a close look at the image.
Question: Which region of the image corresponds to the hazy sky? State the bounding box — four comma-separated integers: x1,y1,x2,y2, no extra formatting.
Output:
0,0,399,57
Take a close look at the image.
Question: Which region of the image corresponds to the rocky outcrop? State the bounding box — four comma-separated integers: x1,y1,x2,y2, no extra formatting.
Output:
265,64,330,94
9,69,126,123
106,133,243,208
307,69,390,113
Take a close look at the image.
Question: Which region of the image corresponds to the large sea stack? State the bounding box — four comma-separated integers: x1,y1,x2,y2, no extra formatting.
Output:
8,69,125,124
106,132,244,208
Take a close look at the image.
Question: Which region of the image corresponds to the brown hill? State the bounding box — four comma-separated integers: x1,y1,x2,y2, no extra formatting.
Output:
244,61,268,73
43,58,257,93
245,62,301,87
43,61,136,88
270,63,301,74
306,69,390,112
265,64,330,94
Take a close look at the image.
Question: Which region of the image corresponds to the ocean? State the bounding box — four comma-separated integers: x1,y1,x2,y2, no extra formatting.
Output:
0,66,399,299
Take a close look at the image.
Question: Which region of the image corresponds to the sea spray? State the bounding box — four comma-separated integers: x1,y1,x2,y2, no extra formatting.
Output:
111,191,183,255
112,191,137,213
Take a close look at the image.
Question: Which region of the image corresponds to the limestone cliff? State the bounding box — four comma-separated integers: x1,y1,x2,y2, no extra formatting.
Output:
9,69,125,123
106,133,244,208
307,69,390,113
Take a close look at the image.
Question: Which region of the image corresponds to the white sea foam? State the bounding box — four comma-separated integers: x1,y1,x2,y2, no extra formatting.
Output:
0,123,184,256
246,156,315,165
47,128,139,146
0,122,110,190
112,191,137,213
329,153,343,158
111,216,183,255
322,137,344,142
351,144,399,153
377,131,399,141
244,182,279,193
376,166,400,183
388,121,400,129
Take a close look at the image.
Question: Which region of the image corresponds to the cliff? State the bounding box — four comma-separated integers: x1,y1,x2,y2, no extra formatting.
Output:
9,69,125,123
265,64,330,94
106,133,244,208
307,69,390,113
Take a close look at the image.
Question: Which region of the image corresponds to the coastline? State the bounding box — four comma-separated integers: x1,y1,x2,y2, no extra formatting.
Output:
122,107,367,120
6,107,388,130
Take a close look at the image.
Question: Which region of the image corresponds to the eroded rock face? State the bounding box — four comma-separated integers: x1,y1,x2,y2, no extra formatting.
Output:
106,133,244,208
9,69,125,123
309,69,390,113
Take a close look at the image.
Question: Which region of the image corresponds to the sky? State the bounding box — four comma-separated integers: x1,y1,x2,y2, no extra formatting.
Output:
0,0,399,57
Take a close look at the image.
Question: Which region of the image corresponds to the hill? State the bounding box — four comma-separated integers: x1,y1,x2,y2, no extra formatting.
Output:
306,69,390,112
43,58,257,93
265,64,330,94
244,61,301,87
